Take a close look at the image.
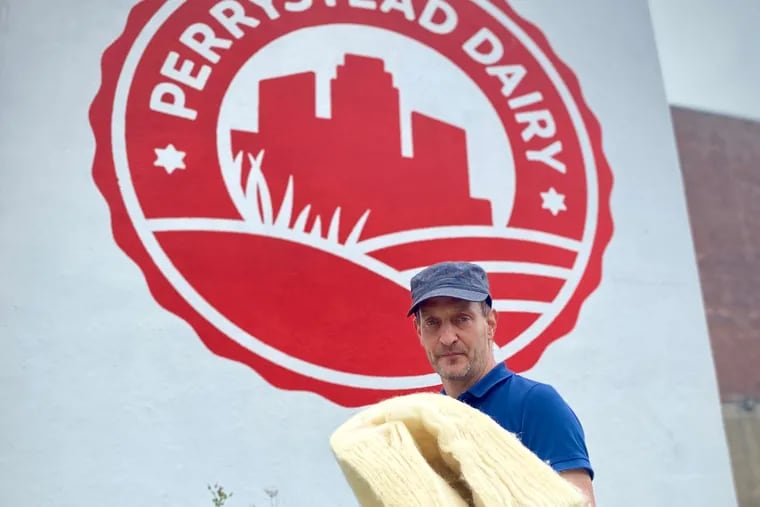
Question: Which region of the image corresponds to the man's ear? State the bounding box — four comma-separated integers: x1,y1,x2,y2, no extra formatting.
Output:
487,308,498,338
413,315,422,339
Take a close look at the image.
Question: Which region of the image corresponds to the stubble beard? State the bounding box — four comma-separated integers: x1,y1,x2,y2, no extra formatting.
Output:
434,353,476,381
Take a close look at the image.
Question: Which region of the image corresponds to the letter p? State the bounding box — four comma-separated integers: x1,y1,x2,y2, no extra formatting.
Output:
150,82,198,120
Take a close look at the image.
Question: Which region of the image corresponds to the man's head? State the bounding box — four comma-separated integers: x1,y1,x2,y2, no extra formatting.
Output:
407,262,497,388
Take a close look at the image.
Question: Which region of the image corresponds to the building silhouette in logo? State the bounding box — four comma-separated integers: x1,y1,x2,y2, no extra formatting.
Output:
231,54,492,243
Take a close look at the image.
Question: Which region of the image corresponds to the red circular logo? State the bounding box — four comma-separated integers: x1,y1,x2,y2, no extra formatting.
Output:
90,0,613,406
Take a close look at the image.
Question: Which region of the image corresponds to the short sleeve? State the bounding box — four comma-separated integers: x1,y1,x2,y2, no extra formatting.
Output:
519,383,594,480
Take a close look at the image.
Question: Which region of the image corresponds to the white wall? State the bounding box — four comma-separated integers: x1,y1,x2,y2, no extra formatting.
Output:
0,1,742,506
649,0,760,121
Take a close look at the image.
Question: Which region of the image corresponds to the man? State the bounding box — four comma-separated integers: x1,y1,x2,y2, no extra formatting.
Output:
407,261,596,505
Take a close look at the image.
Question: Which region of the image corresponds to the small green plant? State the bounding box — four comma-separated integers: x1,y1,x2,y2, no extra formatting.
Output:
207,481,279,506
264,488,279,506
208,483,233,507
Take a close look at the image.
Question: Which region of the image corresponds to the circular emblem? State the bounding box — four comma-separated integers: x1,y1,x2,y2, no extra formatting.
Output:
90,0,613,406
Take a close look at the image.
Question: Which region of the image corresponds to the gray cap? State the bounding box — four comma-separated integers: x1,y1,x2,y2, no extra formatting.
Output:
407,261,492,316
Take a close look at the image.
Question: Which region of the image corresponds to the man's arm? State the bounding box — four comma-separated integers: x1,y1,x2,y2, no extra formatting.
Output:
519,384,596,504
560,469,595,506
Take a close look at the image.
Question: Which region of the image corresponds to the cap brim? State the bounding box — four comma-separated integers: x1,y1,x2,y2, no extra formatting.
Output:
407,287,490,316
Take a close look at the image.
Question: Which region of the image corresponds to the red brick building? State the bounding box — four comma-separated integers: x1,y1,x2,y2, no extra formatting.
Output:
671,106,760,507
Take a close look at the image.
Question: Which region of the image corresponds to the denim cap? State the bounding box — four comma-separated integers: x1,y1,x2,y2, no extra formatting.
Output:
407,261,492,316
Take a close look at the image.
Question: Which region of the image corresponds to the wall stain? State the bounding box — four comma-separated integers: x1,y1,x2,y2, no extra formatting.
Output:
0,0,9,82
0,1,8,34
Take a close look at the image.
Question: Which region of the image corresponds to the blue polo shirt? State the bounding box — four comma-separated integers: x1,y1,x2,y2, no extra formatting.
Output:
447,363,594,479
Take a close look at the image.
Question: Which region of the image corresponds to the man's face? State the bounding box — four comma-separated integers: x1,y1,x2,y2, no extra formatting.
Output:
414,296,497,384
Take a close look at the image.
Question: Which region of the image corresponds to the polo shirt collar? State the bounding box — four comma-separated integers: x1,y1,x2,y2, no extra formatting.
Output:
468,362,514,397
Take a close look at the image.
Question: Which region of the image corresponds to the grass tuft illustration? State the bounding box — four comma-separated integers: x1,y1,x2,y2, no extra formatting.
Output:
232,149,370,246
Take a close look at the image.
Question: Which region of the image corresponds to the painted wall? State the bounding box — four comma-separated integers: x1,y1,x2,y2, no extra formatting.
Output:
0,1,739,506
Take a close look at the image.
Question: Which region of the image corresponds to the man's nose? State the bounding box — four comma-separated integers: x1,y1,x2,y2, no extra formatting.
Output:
439,322,459,346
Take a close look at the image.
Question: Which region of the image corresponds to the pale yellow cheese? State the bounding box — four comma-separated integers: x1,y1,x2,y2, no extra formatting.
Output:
329,392,589,507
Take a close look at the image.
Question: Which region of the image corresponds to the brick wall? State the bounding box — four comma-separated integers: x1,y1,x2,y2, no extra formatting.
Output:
671,106,760,402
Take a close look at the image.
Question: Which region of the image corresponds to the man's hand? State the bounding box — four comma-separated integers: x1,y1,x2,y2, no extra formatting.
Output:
559,469,595,506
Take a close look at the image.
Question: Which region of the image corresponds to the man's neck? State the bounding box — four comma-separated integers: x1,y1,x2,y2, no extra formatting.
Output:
443,361,497,399
442,380,471,399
